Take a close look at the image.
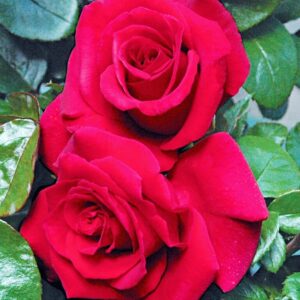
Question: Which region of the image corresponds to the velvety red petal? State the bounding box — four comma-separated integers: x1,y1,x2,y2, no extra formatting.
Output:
61,127,161,178
169,132,268,291
91,157,143,202
128,248,167,298
50,250,125,299
62,112,178,171
147,209,218,300
170,133,268,222
39,97,71,174
162,3,231,149
20,192,52,268
100,50,198,115
204,215,262,291
187,0,250,96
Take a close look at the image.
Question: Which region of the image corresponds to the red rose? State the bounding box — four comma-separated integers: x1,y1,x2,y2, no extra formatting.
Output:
40,0,249,172
21,129,267,299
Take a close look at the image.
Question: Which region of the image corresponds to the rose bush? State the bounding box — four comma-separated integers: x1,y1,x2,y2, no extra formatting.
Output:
40,0,249,172
21,128,267,299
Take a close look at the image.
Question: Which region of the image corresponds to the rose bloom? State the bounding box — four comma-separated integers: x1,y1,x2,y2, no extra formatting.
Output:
21,129,267,299
41,0,249,172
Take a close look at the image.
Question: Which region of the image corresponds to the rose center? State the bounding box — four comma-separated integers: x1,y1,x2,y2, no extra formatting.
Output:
78,205,107,237
129,46,159,70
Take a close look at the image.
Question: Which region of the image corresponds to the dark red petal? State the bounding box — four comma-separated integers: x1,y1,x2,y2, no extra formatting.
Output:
100,50,198,115
147,209,218,300
169,133,268,291
127,249,167,298
187,0,250,96
204,215,262,291
50,250,125,299
61,127,161,178
20,191,52,269
39,97,71,174
62,112,178,171
170,133,268,221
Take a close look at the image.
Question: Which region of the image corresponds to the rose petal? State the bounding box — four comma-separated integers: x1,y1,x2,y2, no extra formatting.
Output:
50,250,125,299
204,214,262,291
61,127,161,178
170,133,268,221
124,249,167,297
39,97,71,173
100,50,199,115
187,0,250,96
169,132,268,291
147,209,218,300
20,191,52,269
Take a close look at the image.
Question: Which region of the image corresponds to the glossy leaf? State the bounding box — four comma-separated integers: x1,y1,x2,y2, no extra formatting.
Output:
253,211,279,264
38,83,63,110
269,191,300,214
0,0,79,41
269,191,300,234
222,0,281,32
0,119,39,217
222,277,268,300
243,17,297,109
0,220,41,299
275,0,300,23
215,96,251,138
283,273,300,300
0,26,47,93
258,101,289,121
295,35,300,87
261,232,286,273
279,214,300,234
286,123,300,168
238,136,300,198
247,122,288,145
0,93,40,123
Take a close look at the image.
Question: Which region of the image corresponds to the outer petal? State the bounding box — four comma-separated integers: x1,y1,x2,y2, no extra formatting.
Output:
169,133,268,291
62,109,178,171
204,215,261,291
50,250,125,300
186,0,250,96
162,3,231,149
61,127,161,179
20,192,52,268
170,133,268,221
147,209,218,300
40,97,71,173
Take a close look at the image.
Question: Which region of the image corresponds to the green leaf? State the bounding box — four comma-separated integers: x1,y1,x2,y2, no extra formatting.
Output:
294,35,300,87
0,0,79,41
215,96,251,138
0,119,39,217
238,136,300,198
0,93,40,123
253,211,279,264
222,277,268,300
275,0,300,23
279,214,300,234
258,101,289,120
269,191,300,214
286,123,300,168
247,122,288,145
283,273,300,300
38,83,63,110
0,220,41,300
0,26,47,93
222,0,281,32
243,17,297,109
261,232,286,273
269,191,300,234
